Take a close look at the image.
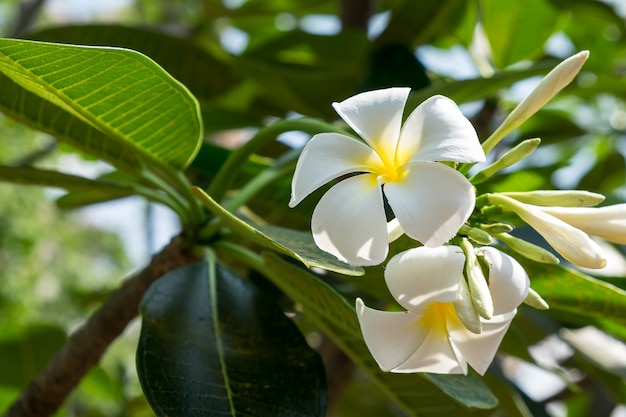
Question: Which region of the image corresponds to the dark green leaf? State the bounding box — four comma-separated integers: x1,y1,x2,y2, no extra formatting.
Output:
137,258,326,417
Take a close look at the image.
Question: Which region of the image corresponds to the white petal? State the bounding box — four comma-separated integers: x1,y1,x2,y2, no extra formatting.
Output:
312,174,388,266
356,299,427,372
476,247,530,315
385,162,476,247
449,311,515,376
397,95,485,165
385,246,465,312
394,316,466,374
332,87,409,162
539,205,626,244
289,132,382,207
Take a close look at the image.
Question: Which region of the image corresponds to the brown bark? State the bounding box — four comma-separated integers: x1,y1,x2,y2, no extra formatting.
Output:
3,234,201,417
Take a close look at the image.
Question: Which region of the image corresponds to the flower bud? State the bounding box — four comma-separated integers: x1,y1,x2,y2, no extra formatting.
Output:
523,288,549,310
461,239,494,320
495,232,560,264
460,224,493,245
502,190,605,207
454,277,482,334
538,204,626,244
490,194,606,269
482,51,589,154
480,223,514,234
471,138,541,184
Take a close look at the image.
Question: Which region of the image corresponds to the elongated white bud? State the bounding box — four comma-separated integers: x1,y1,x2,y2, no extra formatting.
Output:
482,51,589,154
502,190,605,207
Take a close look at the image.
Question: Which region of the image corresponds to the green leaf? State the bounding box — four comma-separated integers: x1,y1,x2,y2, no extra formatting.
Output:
137,258,327,417
0,165,134,195
261,253,498,415
0,38,202,172
27,25,238,103
480,0,562,68
0,323,67,388
193,186,363,276
407,59,559,110
377,0,468,46
521,260,626,326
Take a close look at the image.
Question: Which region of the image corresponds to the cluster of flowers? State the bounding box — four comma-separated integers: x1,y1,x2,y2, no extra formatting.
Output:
289,51,626,375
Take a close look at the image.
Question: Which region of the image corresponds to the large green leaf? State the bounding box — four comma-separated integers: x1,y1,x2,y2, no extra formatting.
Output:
137,258,326,417
0,38,202,172
262,253,498,415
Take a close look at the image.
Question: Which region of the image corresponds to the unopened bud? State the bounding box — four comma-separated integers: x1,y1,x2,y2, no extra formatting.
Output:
523,288,549,310
501,190,605,207
482,51,589,154
460,224,493,245
454,277,482,334
471,138,541,184
495,232,560,264
460,239,494,320
480,223,514,234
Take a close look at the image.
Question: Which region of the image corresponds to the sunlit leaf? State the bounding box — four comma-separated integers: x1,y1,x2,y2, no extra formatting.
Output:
137,258,326,417
0,38,202,172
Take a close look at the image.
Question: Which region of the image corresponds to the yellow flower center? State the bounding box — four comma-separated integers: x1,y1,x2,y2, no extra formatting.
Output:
417,302,458,337
368,152,406,183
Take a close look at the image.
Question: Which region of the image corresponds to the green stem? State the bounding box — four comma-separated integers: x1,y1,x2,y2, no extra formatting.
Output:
207,117,346,203
140,168,193,226
223,158,296,213
213,240,267,274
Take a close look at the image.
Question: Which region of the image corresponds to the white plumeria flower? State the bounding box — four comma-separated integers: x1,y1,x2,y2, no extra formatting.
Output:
356,245,529,375
538,204,626,245
289,88,485,266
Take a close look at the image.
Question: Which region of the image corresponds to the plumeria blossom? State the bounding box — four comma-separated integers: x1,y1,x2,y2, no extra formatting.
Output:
289,88,485,266
356,245,529,375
